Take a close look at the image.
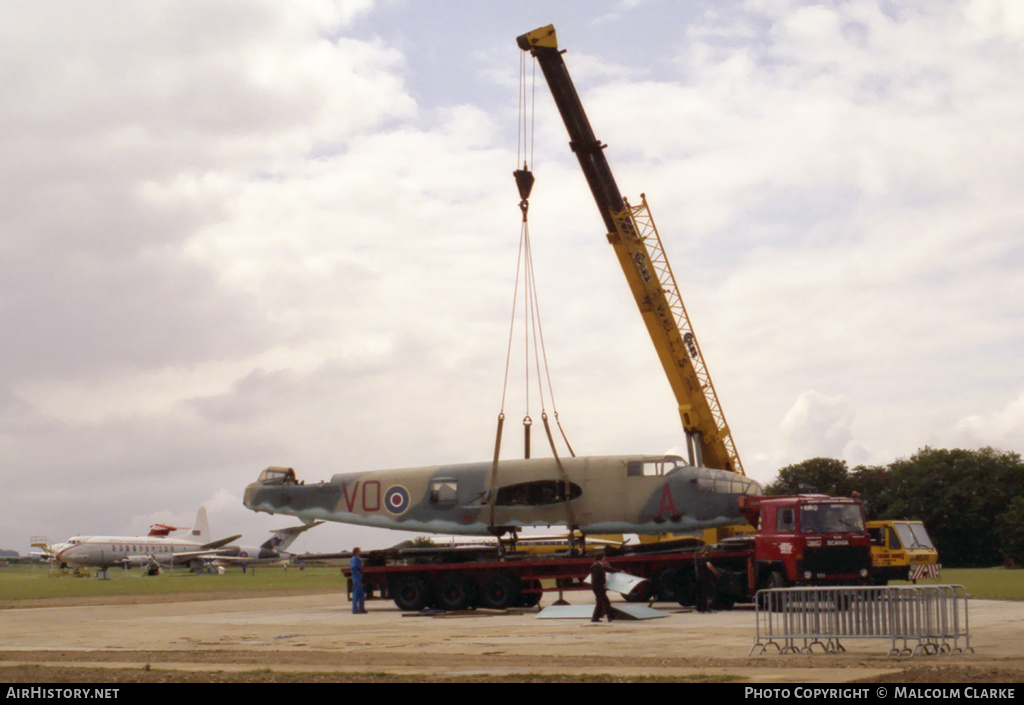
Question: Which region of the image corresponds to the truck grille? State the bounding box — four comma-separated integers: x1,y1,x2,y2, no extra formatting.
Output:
803,545,870,575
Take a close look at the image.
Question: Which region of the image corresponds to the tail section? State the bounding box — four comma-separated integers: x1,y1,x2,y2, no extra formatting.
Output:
190,507,211,545
260,521,324,552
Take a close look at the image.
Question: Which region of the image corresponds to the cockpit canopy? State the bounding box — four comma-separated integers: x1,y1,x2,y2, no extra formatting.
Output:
257,467,298,485
692,467,762,496
626,455,688,477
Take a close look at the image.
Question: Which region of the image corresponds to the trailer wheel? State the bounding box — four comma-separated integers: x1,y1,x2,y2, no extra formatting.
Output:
393,576,430,612
480,574,520,610
668,569,700,608
517,579,542,608
434,575,476,611
654,568,679,602
623,580,650,602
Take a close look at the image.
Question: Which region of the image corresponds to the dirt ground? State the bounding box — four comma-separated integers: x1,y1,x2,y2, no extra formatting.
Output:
1,589,1023,683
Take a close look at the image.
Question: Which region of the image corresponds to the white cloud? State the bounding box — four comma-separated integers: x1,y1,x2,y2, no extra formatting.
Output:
4,1,1024,553
950,392,1024,452
774,390,870,466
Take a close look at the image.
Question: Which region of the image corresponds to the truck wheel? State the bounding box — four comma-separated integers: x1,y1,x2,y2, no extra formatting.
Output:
710,591,736,611
434,576,475,611
757,571,787,613
393,576,430,612
480,574,520,610
766,570,786,589
672,570,699,608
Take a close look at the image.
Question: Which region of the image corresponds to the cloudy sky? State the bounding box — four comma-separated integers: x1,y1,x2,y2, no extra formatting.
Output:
4,0,1023,555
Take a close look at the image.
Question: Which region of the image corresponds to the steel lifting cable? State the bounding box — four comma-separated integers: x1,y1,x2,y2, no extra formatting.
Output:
490,54,534,532
489,51,576,537
515,49,536,180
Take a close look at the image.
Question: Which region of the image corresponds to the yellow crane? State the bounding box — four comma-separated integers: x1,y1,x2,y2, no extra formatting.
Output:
517,25,744,475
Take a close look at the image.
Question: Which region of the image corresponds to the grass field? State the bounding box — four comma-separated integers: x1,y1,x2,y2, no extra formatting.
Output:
911,568,1024,600
0,563,344,601
2,562,1023,603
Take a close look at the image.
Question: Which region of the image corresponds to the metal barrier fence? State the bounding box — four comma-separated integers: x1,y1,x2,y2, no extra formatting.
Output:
750,585,973,657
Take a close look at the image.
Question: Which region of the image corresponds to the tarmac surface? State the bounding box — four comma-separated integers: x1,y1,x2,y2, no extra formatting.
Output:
2,589,1024,682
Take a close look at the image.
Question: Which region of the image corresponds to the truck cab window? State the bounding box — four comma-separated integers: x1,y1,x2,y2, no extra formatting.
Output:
777,508,795,531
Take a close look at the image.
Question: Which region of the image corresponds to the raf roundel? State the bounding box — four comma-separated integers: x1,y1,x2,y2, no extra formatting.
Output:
384,486,410,515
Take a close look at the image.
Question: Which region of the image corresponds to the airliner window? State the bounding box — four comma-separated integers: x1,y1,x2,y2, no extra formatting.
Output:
495,480,581,506
430,479,458,507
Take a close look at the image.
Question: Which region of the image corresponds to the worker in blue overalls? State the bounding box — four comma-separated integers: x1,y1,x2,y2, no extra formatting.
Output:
350,547,366,614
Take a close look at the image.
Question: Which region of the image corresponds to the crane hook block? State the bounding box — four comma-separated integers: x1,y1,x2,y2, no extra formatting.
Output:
514,167,535,202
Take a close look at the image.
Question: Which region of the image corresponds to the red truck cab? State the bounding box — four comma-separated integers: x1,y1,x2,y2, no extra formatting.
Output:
739,495,872,587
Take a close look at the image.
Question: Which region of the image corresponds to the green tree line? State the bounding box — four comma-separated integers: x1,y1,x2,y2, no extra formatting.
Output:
765,447,1024,568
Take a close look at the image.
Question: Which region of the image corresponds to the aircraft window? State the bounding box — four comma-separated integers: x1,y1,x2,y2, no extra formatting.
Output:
429,480,458,507
744,477,763,496
694,468,716,491
655,457,684,476
495,480,582,506
629,457,687,477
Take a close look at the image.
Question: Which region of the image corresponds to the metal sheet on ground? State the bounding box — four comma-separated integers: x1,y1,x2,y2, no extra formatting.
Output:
537,604,667,620
583,571,646,596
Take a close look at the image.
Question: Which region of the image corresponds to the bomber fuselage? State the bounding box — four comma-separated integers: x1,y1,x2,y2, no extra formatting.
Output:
242,454,761,536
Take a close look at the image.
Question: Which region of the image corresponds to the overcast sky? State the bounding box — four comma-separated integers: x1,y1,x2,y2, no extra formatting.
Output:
4,0,1023,555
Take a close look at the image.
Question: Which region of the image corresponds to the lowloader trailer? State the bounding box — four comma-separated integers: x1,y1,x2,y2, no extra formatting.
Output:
343,493,873,611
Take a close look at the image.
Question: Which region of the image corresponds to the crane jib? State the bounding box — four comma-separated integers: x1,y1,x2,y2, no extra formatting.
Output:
518,25,745,476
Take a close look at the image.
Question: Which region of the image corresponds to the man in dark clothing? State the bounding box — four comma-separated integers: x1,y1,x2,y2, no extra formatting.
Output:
590,549,616,622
